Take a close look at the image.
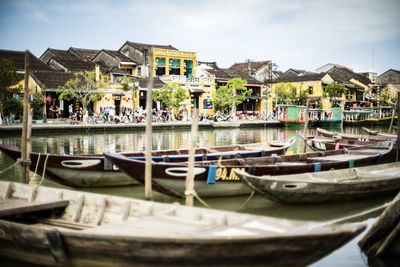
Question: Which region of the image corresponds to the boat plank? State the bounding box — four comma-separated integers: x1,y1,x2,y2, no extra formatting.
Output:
84,215,214,238
0,199,69,217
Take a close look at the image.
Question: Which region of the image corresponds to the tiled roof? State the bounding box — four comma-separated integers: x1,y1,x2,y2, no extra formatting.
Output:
31,71,75,89
47,48,77,60
222,68,261,84
102,50,136,63
274,73,326,83
50,57,95,72
378,69,400,77
229,60,271,74
138,77,166,88
0,49,52,72
327,66,370,85
68,47,101,61
123,41,179,51
197,61,231,80
40,48,96,72
284,68,309,76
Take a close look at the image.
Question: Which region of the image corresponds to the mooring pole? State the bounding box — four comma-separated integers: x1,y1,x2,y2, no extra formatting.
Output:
303,99,310,153
185,108,199,207
389,108,396,133
397,92,400,162
144,50,154,200
341,100,344,133
20,50,32,184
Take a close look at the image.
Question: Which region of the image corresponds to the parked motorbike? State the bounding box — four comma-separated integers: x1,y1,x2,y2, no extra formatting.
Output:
214,111,233,122
199,113,207,121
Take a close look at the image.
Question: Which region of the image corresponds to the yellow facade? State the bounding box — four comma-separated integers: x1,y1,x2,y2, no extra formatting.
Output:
268,75,347,111
152,48,197,77
152,48,217,115
93,82,138,114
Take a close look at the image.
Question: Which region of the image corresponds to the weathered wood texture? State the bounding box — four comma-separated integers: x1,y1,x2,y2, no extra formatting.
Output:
0,199,69,217
0,181,365,266
359,191,400,256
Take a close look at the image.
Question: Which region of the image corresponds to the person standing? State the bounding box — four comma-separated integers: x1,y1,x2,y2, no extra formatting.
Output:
68,104,73,119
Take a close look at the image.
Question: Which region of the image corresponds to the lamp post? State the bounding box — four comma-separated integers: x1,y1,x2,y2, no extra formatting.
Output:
129,80,139,122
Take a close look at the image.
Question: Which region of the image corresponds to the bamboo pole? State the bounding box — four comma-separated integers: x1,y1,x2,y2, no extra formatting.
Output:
20,50,31,184
340,100,344,133
389,108,396,133
303,99,310,153
186,108,199,207
397,92,400,162
144,50,154,201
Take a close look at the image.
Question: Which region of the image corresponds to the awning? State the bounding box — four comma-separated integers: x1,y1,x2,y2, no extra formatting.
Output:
246,96,268,100
245,84,262,87
189,89,206,94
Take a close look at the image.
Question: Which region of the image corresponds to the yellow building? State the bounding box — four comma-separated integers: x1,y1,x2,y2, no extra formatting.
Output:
151,48,217,115
269,73,339,112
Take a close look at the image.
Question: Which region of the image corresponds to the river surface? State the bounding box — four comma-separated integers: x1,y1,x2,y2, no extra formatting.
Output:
0,126,397,266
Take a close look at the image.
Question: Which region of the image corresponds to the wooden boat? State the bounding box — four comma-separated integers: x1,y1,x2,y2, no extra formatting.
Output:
298,131,389,152
362,127,378,135
362,127,398,139
343,107,394,126
317,127,393,142
104,144,393,198
0,181,366,266
277,104,320,128
358,191,400,257
235,162,400,204
319,107,342,127
0,139,294,188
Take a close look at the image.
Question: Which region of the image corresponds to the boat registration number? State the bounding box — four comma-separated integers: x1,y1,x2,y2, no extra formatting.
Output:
215,167,245,181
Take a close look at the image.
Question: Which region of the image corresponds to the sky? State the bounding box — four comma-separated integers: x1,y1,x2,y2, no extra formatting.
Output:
0,0,399,74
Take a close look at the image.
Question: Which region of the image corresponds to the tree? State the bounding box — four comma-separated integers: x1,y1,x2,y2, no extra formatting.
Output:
153,82,187,116
121,75,133,91
30,85,46,120
214,78,251,113
0,58,20,124
322,83,345,99
274,82,297,104
380,87,395,103
57,71,104,118
298,87,308,105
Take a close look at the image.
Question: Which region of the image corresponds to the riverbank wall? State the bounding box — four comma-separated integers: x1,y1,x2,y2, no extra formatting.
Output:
0,120,283,135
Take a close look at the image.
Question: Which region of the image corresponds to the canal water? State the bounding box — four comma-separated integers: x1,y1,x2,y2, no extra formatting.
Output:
0,126,397,266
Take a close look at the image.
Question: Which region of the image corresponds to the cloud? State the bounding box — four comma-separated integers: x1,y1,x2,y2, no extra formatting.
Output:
1,0,399,73
29,10,49,22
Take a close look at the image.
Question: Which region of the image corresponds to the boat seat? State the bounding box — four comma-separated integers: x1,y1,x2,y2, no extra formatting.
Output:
0,199,69,217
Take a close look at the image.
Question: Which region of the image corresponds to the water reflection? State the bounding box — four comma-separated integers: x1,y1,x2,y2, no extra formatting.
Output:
0,127,292,155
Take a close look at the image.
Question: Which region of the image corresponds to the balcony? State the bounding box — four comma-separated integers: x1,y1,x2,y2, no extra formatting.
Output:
160,75,214,84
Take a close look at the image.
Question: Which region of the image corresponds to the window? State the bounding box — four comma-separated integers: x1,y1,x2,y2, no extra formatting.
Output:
155,57,166,76
156,67,165,76
184,60,193,77
169,58,181,75
308,86,313,95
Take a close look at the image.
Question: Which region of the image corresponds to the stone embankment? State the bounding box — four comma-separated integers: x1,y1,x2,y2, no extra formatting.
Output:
0,119,282,134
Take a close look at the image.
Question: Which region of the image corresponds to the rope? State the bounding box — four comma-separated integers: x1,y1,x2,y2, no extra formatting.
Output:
30,153,41,185
235,191,256,212
0,158,21,174
185,189,256,211
39,154,50,185
193,192,213,209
